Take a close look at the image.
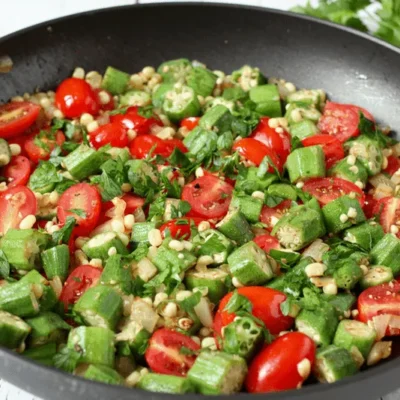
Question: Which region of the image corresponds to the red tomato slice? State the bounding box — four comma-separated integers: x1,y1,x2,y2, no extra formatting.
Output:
302,134,344,169
363,193,378,219
358,280,400,336
302,177,365,207
57,183,101,236
260,200,292,232
0,102,41,139
245,332,316,393
253,234,280,253
110,106,162,136
216,287,294,336
24,130,65,164
129,135,186,159
384,155,400,176
99,194,146,224
233,138,282,171
145,328,200,376
318,101,374,143
180,117,200,131
159,217,212,240
59,265,102,308
251,117,291,165
182,175,233,219
3,156,31,187
0,186,37,235
94,89,115,111
89,122,128,150
55,78,99,118
372,197,400,237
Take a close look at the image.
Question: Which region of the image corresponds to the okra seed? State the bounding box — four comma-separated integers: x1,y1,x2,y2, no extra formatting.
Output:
111,219,125,233
348,191,357,199
48,225,60,234
176,290,193,301
382,156,389,170
142,66,155,79
352,309,359,318
291,109,303,123
148,229,163,247
270,216,279,227
178,253,185,259
89,258,103,268
86,121,99,133
72,67,85,79
53,109,64,119
198,221,211,232
118,233,130,246
108,246,117,256
339,213,349,223
232,277,244,288
195,167,204,178
0,182,7,192
349,165,359,174
125,371,141,387
197,255,214,265
80,113,94,126
85,71,102,88
347,207,358,219
142,297,153,306
251,191,265,200
123,214,135,230
268,118,280,129
296,181,304,189
121,183,132,193
360,264,369,275
169,240,185,252
191,336,201,345
390,225,399,234
323,283,338,295
275,127,284,134
297,358,311,380
49,191,59,205
305,263,327,277
40,97,51,108
199,327,211,337
127,129,137,141
201,337,217,350
19,214,36,230
163,302,178,318
154,292,168,306
75,250,88,265
347,155,356,165
9,143,21,156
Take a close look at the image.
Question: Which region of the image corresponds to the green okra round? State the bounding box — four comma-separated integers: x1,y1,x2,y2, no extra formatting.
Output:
360,265,394,289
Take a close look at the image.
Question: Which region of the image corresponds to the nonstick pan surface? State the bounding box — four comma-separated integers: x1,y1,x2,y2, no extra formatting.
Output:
1,3,400,400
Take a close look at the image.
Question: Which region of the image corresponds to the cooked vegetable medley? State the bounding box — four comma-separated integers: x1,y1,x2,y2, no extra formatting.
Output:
0,59,399,394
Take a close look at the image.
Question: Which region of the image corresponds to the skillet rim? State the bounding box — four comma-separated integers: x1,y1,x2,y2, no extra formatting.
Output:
1,2,400,399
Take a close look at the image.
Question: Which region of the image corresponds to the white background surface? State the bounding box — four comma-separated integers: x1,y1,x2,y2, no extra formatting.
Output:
0,1,396,399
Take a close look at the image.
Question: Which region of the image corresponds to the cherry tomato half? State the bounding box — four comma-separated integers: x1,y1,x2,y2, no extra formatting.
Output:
0,186,37,235
55,77,99,118
372,197,400,237
233,138,282,171
130,134,187,159
302,134,344,169
57,183,101,236
182,175,233,219
0,102,41,139
246,332,316,393
59,265,102,308
260,200,292,232
384,155,400,176
358,280,400,336
94,88,115,111
180,117,200,131
145,328,200,376
251,117,291,166
24,130,65,164
302,177,365,207
3,156,31,187
318,101,374,143
216,287,294,336
89,122,128,150
159,217,212,240
253,234,280,253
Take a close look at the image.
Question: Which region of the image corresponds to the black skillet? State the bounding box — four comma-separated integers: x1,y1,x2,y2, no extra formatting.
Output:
1,3,400,400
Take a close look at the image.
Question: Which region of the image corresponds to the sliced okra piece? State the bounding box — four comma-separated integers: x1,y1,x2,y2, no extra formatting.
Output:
285,103,322,125
289,120,318,140
149,245,197,273
343,221,384,251
295,305,338,346
249,84,282,117
186,66,217,97
333,259,363,290
0,280,39,317
322,195,365,234
360,266,394,289
185,268,230,304
0,310,31,349
77,364,124,385
115,320,150,361
157,58,192,83
183,127,218,159
26,312,71,347
222,316,264,360
192,229,234,265
82,232,128,261
345,136,383,176
67,326,115,367
101,66,130,95
0,229,49,271
333,320,376,359
20,270,57,312
131,221,161,244
23,342,57,366
227,241,275,285
0,138,11,166
188,351,247,395
329,157,368,185
231,65,266,91
267,183,297,201
199,105,233,134
286,89,325,109
100,254,132,294
204,96,236,113
324,293,356,318
63,144,109,180
162,85,201,123
313,345,358,383
152,83,174,108
272,205,326,251
222,86,248,102
41,244,70,281
230,193,263,223
119,90,151,107
216,208,254,246
74,285,123,330
234,167,278,194
138,373,194,394
370,234,400,276
286,145,325,183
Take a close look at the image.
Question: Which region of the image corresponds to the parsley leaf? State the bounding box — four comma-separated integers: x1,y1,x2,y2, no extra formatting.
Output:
148,194,166,220
168,147,191,169
53,346,82,373
170,200,191,219
179,291,202,313
138,105,155,119
28,161,63,192
68,209,87,218
0,250,10,279
224,291,253,314
358,112,396,148
264,193,285,208
51,217,76,246
97,158,125,201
